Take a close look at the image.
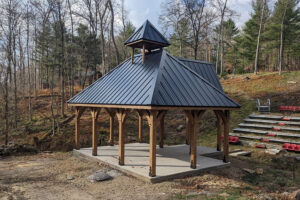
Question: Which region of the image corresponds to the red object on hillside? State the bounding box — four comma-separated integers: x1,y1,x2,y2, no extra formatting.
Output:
282,143,290,150
255,144,266,149
279,106,300,112
273,127,281,131
282,117,291,121
266,133,276,137
277,122,286,126
288,144,297,151
295,145,300,153
261,139,269,142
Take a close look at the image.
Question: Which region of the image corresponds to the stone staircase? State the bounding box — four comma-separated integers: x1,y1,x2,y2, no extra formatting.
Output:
230,114,300,149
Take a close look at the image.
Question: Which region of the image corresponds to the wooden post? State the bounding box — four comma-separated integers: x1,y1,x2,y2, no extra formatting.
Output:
137,110,144,143
190,110,205,169
75,107,85,150
146,110,158,177
142,44,145,63
215,111,222,151
223,110,230,163
131,47,134,64
116,109,127,165
185,112,191,145
159,115,165,148
105,108,116,146
91,108,101,156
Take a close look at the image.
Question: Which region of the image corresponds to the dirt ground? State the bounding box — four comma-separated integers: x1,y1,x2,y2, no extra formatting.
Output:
0,152,299,200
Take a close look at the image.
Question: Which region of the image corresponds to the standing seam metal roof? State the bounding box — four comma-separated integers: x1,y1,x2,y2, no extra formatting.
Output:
124,20,170,46
177,58,223,91
68,50,240,108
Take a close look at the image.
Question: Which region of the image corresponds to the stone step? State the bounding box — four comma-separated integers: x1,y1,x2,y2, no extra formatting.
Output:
238,123,300,132
233,128,300,138
249,114,300,122
230,133,300,145
244,118,300,126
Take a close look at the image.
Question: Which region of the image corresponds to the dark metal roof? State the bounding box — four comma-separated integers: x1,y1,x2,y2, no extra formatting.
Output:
68,50,240,108
124,20,170,46
177,58,223,91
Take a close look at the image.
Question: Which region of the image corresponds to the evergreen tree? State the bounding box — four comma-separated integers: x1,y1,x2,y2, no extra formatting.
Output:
238,0,270,71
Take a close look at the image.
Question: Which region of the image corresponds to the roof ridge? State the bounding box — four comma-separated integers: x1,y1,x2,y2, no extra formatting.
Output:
177,57,213,65
143,20,170,45
167,52,240,107
150,50,167,105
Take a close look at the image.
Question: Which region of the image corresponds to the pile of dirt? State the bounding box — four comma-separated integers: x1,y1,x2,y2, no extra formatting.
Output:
0,143,38,157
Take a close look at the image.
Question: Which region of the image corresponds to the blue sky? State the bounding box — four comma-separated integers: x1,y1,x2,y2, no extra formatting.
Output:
124,0,254,31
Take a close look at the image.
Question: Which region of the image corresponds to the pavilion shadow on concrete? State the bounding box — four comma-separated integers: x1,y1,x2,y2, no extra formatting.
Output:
67,20,241,177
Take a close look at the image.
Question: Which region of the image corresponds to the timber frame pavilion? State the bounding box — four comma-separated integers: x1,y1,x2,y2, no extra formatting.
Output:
67,20,240,177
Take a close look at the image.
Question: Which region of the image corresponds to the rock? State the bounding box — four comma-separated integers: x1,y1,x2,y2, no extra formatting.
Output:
287,81,297,84
87,170,112,182
219,192,230,197
239,140,251,147
67,175,74,180
291,189,300,200
106,170,122,177
257,194,272,200
255,168,263,175
277,149,288,155
265,149,280,155
176,125,185,132
230,151,252,157
243,168,255,174
244,76,250,81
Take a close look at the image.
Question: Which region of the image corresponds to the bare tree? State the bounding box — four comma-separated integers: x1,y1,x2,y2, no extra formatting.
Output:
254,0,266,75
183,0,206,60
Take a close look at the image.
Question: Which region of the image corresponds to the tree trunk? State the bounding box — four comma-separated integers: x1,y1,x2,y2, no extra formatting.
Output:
107,0,120,64
254,0,266,75
67,0,74,97
27,10,32,121
219,0,228,75
279,3,287,75
58,1,65,117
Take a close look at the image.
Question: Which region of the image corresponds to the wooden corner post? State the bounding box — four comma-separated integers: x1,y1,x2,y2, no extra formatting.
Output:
91,108,101,156
137,110,144,143
146,110,158,177
223,110,230,163
75,107,85,150
116,109,127,165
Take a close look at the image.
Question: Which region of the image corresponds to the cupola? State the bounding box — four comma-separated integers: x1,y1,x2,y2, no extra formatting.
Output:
124,20,170,63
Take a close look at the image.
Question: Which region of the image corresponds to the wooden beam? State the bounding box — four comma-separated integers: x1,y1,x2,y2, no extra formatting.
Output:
146,110,158,177
131,47,134,64
142,44,145,63
75,107,85,150
105,108,116,146
91,108,101,156
68,103,240,111
116,109,127,165
137,110,144,143
214,111,223,151
223,110,230,163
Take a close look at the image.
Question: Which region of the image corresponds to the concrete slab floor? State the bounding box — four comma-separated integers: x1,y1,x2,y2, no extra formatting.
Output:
73,143,230,183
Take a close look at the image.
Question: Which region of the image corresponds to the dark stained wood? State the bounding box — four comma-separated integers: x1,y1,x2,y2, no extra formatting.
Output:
158,111,167,148
131,47,134,64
